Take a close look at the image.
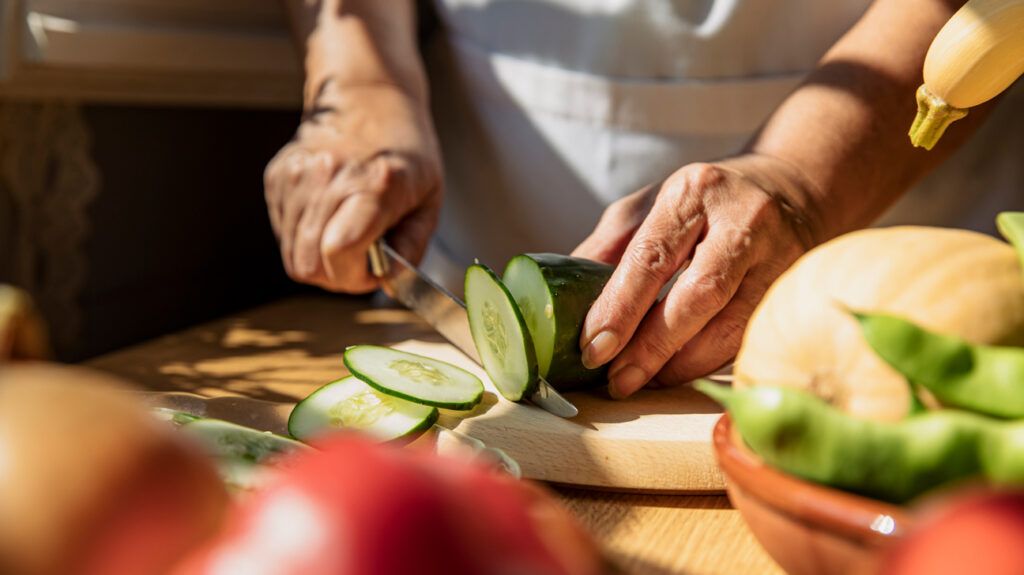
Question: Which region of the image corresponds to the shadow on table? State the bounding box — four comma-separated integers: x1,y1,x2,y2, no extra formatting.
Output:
609,554,694,575
89,294,442,403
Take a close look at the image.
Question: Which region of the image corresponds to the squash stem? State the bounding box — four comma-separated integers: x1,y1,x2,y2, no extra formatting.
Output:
909,85,968,150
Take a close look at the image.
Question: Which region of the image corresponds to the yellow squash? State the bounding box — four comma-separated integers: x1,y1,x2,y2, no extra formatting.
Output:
734,226,1024,422
910,0,1024,149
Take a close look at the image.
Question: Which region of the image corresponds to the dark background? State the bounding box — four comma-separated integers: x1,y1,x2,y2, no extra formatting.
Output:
73,105,303,361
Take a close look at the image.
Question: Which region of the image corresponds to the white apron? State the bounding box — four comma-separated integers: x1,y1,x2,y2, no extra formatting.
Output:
421,0,1024,290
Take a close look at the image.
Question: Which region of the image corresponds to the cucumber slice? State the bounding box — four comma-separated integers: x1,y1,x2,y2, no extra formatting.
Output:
181,418,308,465
465,263,539,402
288,375,438,442
343,346,484,410
503,254,613,390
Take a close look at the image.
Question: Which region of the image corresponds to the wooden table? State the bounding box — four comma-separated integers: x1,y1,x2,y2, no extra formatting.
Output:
89,295,783,575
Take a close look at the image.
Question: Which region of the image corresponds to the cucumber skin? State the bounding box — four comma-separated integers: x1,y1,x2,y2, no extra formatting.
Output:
343,346,483,411
505,254,613,391
465,264,540,402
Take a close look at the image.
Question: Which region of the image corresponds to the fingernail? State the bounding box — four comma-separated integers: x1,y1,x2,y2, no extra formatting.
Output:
582,331,619,369
609,365,647,400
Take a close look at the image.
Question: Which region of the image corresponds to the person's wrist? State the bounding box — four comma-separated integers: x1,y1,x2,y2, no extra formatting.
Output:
296,83,439,160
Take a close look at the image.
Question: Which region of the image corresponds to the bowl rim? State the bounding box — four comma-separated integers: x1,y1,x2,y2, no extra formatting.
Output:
713,414,914,544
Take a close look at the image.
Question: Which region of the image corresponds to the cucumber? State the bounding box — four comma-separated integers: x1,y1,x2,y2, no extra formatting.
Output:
288,375,438,442
503,254,613,390
465,263,539,402
343,346,484,410
180,418,309,465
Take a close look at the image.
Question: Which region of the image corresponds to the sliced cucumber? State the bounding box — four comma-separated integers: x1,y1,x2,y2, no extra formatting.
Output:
503,254,613,389
465,263,538,402
288,375,438,442
181,418,309,465
343,345,484,410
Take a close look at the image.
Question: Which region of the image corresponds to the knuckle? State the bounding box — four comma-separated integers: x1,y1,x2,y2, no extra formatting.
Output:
632,332,679,366
626,238,678,281
682,272,733,316
296,225,322,248
720,226,756,257
684,163,727,190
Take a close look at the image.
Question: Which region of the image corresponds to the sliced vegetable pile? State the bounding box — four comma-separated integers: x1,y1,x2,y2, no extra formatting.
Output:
176,252,610,482
708,211,1024,504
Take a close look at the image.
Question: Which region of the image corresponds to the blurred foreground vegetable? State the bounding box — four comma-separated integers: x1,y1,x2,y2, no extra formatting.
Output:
910,0,1024,149
175,434,603,575
0,364,228,575
883,490,1024,575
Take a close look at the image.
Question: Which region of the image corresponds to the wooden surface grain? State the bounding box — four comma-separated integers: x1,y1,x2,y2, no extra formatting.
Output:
88,294,783,574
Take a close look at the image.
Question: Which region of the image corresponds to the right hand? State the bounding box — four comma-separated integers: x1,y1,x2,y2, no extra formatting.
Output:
264,86,442,293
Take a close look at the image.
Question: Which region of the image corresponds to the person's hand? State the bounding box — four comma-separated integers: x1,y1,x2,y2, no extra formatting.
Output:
264,86,442,293
573,154,824,399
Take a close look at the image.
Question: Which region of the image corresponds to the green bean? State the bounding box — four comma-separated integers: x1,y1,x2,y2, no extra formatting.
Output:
856,312,1024,419
698,382,989,503
982,420,1024,484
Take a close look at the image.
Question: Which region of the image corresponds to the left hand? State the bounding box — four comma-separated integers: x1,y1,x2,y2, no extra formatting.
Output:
573,153,824,399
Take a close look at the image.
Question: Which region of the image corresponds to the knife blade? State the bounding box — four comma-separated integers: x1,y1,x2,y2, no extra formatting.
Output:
368,240,578,419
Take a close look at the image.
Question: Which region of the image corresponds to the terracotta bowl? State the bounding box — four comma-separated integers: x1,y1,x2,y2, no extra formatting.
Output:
713,415,914,575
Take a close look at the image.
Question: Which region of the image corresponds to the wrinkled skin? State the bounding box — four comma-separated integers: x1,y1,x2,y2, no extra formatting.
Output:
263,87,442,294
575,154,820,398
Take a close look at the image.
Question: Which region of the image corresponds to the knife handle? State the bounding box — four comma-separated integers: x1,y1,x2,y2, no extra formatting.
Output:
368,239,389,278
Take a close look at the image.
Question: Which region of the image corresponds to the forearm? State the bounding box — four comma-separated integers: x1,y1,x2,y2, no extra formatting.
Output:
748,0,992,240
282,0,428,111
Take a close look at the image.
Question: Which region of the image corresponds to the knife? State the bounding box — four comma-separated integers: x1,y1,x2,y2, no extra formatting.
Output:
368,240,579,419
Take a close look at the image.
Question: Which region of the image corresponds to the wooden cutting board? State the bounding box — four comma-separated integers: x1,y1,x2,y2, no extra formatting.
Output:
408,340,726,493
89,295,725,493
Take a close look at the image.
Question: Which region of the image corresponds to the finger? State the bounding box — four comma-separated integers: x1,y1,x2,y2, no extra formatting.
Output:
319,158,408,293
606,227,754,399
654,268,772,386
291,154,341,283
264,146,305,241
579,181,705,370
278,195,305,281
388,192,441,266
319,193,383,293
572,184,656,265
